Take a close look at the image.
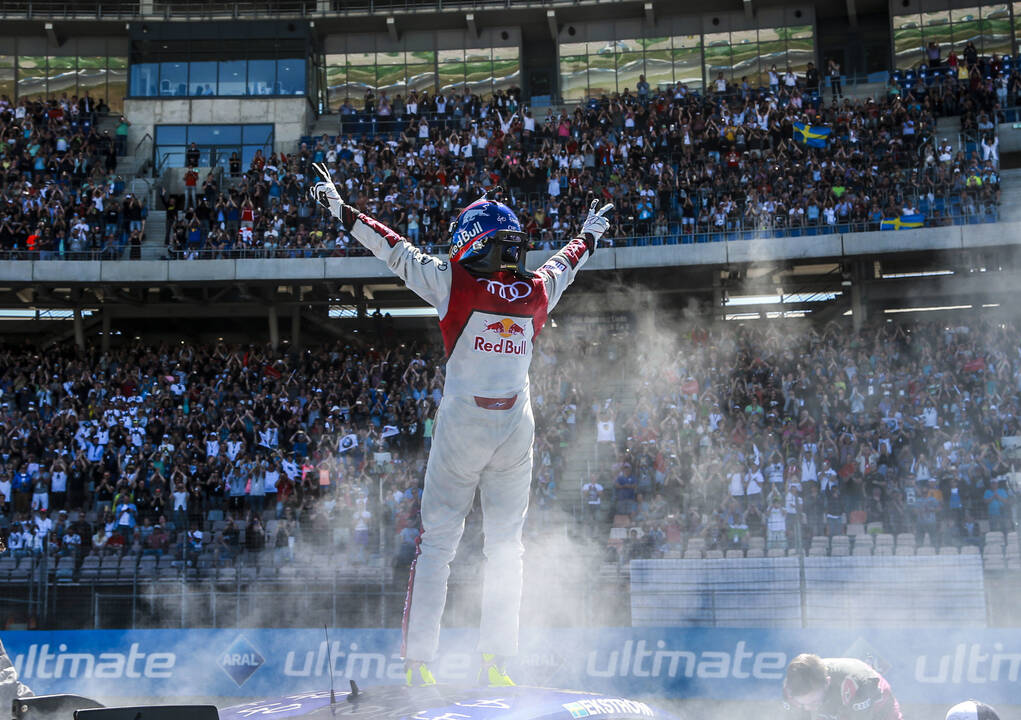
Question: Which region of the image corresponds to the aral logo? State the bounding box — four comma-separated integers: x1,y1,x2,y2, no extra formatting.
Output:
220,635,265,687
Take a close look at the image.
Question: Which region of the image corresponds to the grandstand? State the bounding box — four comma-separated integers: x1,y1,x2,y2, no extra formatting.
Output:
0,0,1018,675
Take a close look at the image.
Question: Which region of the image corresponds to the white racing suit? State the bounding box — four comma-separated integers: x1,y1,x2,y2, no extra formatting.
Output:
0,636,32,716
347,213,591,662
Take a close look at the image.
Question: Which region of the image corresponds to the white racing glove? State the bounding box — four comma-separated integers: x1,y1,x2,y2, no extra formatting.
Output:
580,199,614,252
309,162,355,227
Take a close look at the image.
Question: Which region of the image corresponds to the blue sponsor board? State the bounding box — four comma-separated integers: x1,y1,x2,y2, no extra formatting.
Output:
3,628,1020,706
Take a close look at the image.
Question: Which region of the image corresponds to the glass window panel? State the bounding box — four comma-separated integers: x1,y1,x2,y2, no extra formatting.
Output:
1014,2,1021,53
588,40,617,55
327,71,347,109
189,60,217,96
789,24,813,39
466,58,493,97
47,56,76,99
347,52,375,66
156,125,187,144
493,46,517,60
756,29,785,84
107,57,126,113
645,49,673,91
951,8,982,55
703,32,732,87
376,62,406,97
78,56,108,106
326,54,346,108
465,48,490,62
588,49,616,96
438,49,464,63
787,39,814,77
980,4,1011,56
277,58,304,95
242,124,273,143
218,59,246,95
408,50,436,64
672,44,703,89
188,125,242,144
642,37,672,52
376,51,405,65
241,145,264,169
616,50,644,94
129,61,158,97
247,59,275,95
159,61,187,96
730,30,759,81
560,54,588,101
492,55,519,96
560,42,587,57
438,61,465,94
921,10,952,62
893,14,924,68
346,64,376,97
0,57,13,102
406,63,436,96
17,57,48,102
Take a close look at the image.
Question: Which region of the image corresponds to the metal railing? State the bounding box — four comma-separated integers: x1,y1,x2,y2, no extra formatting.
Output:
0,209,999,263
0,0,593,19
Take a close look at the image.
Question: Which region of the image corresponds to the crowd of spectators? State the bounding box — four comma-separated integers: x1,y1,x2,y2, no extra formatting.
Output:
0,323,582,572
163,56,1008,259
0,313,1017,573
587,317,1019,561
0,95,145,259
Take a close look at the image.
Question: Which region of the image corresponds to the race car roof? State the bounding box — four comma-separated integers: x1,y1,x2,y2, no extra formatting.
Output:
218,685,680,720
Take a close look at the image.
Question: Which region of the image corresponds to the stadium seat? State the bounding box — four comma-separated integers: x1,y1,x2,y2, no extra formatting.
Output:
984,554,1006,570
746,548,765,558
766,548,786,558
725,549,744,559
939,546,960,555
79,556,100,581
54,557,75,582
961,545,981,555
830,546,850,557
895,533,916,548
808,546,827,556
985,531,1005,546
99,555,121,581
894,546,916,556
915,546,936,556
852,545,873,557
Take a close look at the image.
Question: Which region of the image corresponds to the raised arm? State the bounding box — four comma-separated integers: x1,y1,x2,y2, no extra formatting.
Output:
309,163,451,312
535,200,613,312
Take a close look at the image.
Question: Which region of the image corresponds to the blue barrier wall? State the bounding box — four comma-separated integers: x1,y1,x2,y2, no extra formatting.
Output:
3,628,1019,706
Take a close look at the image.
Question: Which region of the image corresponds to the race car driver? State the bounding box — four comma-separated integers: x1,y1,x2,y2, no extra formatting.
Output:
782,653,903,720
1,635,32,715
310,165,612,687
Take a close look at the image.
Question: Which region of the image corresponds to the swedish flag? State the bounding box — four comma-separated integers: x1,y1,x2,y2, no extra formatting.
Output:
793,122,831,148
880,214,925,231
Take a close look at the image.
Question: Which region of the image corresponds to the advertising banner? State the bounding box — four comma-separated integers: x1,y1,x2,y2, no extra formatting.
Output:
3,627,1019,706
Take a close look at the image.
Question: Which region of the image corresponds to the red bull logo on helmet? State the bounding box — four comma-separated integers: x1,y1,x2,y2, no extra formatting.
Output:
473,317,528,355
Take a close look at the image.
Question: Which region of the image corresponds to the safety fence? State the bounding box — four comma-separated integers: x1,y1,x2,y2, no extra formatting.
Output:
0,209,1000,263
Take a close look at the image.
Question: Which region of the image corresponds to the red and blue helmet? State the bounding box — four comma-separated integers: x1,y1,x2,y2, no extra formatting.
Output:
448,194,528,277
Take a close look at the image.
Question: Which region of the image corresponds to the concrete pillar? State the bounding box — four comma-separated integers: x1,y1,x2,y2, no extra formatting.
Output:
268,306,280,350
73,307,85,350
290,306,301,349
851,261,867,331
101,311,111,353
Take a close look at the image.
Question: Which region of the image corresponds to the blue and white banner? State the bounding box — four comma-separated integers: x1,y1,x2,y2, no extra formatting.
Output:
3,627,1020,706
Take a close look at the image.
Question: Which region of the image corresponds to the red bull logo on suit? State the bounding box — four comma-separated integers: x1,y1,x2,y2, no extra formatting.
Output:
474,317,528,355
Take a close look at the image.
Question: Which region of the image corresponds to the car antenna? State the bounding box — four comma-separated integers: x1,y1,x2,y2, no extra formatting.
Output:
347,680,361,704
324,625,337,709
